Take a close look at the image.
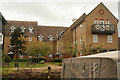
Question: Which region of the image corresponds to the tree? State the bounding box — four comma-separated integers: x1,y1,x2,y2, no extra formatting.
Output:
25,42,53,57
60,41,78,57
10,27,27,59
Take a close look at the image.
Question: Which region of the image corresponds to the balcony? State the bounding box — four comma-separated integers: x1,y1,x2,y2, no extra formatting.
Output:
92,24,115,34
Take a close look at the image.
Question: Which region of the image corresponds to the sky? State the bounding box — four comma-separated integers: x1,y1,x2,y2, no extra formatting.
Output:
0,0,120,36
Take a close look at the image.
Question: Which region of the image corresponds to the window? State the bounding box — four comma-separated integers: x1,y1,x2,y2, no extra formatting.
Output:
21,26,26,32
10,26,16,32
80,24,82,30
28,27,33,33
100,20,104,24
80,37,83,44
48,35,54,41
93,35,98,42
94,20,98,24
38,35,44,41
20,54,23,59
28,37,32,41
107,35,112,43
106,21,110,24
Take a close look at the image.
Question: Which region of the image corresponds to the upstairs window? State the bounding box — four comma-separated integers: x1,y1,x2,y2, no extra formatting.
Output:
21,26,26,32
107,35,112,43
10,26,16,32
100,20,104,24
106,20,110,24
48,35,54,41
94,20,98,24
38,35,44,41
80,37,83,44
93,35,98,42
28,27,34,33
80,24,82,30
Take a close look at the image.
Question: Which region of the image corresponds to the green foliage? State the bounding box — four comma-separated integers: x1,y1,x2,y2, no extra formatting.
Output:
13,58,28,62
10,27,26,57
30,57,46,63
26,42,53,56
4,56,11,62
38,60,45,64
53,58,62,62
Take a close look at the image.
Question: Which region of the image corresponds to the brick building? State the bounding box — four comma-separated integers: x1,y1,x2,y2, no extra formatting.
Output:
3,2,119,59
4,21,67,59
57,2,119,57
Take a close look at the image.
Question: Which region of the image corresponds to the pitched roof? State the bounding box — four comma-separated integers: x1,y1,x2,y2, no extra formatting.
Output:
71,13,86,30
37,26,68,41
70,2,118,31
87,2,118,21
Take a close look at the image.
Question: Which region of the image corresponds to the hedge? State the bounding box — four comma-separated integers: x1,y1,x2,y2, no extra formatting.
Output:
30,57,46,63
4,56,11,62
53,58,62,62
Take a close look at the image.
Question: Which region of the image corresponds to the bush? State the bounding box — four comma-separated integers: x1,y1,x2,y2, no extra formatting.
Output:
4,56,11,62
39,60,45,64
13,58,28,62
30,57,46,63
53,58,62,62
19,59,28,62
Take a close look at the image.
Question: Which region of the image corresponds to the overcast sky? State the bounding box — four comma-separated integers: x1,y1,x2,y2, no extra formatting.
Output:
0,0,120,36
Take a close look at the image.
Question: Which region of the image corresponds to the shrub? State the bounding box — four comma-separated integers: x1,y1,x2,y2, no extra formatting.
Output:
19,59,28,62
53,58,62,62
39,60,45,64
13,58,28,62
30,57,46,63
13,58,18,62
4,56,11,62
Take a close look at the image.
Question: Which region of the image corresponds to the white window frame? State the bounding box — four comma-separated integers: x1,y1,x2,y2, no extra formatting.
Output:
94,20,98,24
10,26,16,32
28,37,32,42
38,35,44,41
48,35,54,41
20,54,23,59
80,24,82,30
80,37,83,44
28,27,33,33
100,20,104,24
107,35,112,43
106,21,110,24
21,26,26,32
93,35,98,42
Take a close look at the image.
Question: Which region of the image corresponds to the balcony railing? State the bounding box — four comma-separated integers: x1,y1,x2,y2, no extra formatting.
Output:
92,24,115,34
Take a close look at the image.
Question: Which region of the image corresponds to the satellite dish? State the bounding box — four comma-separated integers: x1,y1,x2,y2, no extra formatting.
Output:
0,33,3,45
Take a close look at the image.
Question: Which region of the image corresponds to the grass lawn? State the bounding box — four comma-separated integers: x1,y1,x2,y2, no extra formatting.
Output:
49,62,62,66
2,62,48,68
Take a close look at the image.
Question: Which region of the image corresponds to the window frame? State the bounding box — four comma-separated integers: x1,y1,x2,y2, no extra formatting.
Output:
80,37,83,44
48,35,54,41
38,35,44,41
107,35,112,43
28,37,32,42
93,35,98,43
94,20,98,24
28,27,33,33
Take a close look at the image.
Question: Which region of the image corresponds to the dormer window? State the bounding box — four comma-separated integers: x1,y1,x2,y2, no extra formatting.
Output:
10,26,16,32
38,35,44,41
21,26,26,32
48,35,54,41
28,27,33,33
